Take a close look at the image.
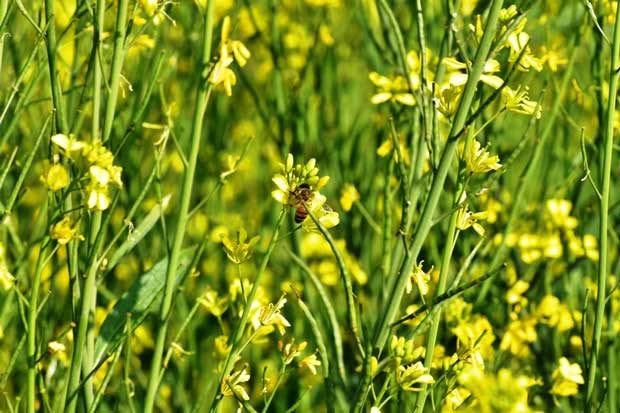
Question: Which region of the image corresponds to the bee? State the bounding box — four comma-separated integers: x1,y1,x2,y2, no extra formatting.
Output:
290,183,314,223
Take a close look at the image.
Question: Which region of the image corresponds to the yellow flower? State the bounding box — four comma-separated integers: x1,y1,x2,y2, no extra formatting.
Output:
219,16,251,67
395,362,434,392
443,387,471,412
507,31,543,72
406,261,432,296
198,289,229,317
221,367,251,400
271,154,329,206
545,199,578,230
540,45,568,72
220,228,260,264
50,216,83,245
340,184,360,212
550,357,584,397
537,295,574,332
500,315,537,357
443,57,504,89
48,340,69,365
299,353,321,375
391,335,425,364
209,56,237,96
300,192,340,233
501,85,541,118
458,139,502,174
256,295,290,335
435,83,463,116
51,133,86,157
41,163,70,191
368,72,415,105
0,243,15,290
506,280,529,305
213,335,232,360
455,207,488,236
278,339,307,364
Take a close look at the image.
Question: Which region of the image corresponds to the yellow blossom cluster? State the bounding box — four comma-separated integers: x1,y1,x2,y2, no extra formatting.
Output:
51,134,123,211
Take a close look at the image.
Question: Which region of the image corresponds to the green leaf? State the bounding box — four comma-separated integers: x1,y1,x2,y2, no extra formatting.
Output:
94,247,196,365
106,193,172,271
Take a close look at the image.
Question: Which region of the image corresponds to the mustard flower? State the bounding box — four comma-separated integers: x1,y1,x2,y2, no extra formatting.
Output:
221,367,251,400
368,72,415,106
0,242,14,291
376,133,411,163
395,362,434,392
457,366,540,413
443,57,504,89
278,339,308,365
209,16,250,97
256,295,290,335
299,353,321,375
213,335,232,360
537,295,575,332
51,133,86,157
219,16,251,67
406,261,432,296
435,83,462,116
47,341,66,355
506,280,529,305
198,289,229,317
41,163,70,191
50,216,83,245
500,315,538,357
507,31,543,72
220,228,260,264
501,85,541,118
271,154,329,206
300,192,340,233
540,45,568,72
455,207,488,236
209,56,237,96
391,336,425,364
340,184,360,212
545,199,578,230
443,387,471,412
550,357,584,397
86,166,112,211
458,139,502,174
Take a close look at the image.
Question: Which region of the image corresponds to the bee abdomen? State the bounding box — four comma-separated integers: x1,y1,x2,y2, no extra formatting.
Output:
295,207,308,223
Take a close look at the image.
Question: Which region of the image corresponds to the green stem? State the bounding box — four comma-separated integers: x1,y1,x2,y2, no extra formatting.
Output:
261,363,287,413
143,2,216,411
92,0,105,141
44,0,68,133
101,0,128,143
586,3,620,410
63,236,103,413
27,239,50,413
414,197,459,413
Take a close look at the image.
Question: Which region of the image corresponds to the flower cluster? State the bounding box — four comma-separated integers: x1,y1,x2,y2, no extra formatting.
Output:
209,16,251,96
51,134,123,211
271,153,339,232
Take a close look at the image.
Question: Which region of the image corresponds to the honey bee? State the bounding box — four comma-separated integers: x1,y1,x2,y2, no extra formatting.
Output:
290,183,314,223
